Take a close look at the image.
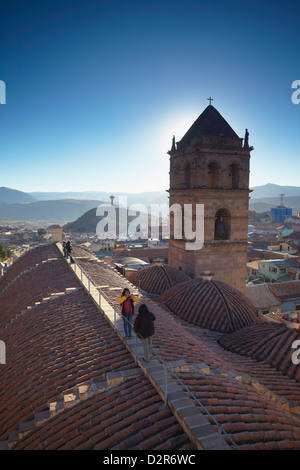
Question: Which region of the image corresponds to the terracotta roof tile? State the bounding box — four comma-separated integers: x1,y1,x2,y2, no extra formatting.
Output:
268,280,300,302
218,323,300,381
246,284,281,310
158,279,264,333
2,242,300,451
0,244,195,450
127,264,190,295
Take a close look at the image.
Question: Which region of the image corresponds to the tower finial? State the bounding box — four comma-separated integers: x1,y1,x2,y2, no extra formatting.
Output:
244,128,249,148
171,135,176,151
207,96,214,105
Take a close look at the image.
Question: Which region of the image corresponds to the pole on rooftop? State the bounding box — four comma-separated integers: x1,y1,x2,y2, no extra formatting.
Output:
135,334,138,363
164,365,168,406
218,425,222,450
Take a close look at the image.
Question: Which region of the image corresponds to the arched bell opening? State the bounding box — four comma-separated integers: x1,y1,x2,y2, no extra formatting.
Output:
214,208,231,240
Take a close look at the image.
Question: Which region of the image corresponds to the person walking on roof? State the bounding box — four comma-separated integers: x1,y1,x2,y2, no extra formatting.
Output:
134,303,156,362
118,288,138,338
65,241,72,259
62,241,67,257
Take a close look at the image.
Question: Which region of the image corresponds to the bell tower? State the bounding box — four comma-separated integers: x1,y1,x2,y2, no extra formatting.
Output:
167,103,253,294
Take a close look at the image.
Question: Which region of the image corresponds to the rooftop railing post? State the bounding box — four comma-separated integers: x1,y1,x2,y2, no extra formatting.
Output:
135,334,138,363
164,365,168,406
218,425,222,450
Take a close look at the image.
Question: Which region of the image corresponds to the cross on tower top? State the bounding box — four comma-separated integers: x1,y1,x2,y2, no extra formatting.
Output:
207,96,214,105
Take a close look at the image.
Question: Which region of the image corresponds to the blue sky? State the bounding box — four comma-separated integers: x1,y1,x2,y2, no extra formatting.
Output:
0,0,299,194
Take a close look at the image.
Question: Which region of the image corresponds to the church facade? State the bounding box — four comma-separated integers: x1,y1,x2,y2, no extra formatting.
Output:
167,104,252,294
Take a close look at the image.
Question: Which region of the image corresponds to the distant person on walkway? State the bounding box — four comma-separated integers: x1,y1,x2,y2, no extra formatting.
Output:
62,241,67,257
66,241,72,259
118,288,138,338
134,304,156,362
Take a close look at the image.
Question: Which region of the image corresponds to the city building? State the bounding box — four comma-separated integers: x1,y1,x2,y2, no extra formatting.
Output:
271,194,293,223
257,259,300,282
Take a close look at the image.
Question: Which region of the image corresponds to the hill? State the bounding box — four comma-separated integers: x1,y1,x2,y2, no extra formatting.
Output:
0,187,36,204
63,205,161,235
30,190,168,204
250,183,300,199
0,199,105,223
249,195,300,214
1,184,299,224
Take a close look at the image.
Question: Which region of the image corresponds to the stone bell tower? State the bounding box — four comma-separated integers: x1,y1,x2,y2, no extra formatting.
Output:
167,102,253,294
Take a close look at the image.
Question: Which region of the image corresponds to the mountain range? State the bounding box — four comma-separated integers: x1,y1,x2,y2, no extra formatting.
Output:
0,184,299,224
0,186,36,204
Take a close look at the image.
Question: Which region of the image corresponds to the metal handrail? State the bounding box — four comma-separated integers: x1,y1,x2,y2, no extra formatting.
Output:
68,253,240,450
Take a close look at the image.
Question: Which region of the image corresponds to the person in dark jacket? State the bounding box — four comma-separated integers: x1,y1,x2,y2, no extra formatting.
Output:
134,304,156,362
66,241,72,258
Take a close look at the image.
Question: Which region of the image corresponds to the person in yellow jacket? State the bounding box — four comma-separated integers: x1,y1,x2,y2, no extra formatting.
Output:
118,288,138,338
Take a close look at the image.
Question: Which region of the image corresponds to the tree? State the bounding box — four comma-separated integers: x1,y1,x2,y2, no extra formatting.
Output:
0,243,10,261
37,228,47,238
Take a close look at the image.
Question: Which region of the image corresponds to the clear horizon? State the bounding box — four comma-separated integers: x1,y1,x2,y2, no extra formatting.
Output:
0,0,300,193
3,181,300,196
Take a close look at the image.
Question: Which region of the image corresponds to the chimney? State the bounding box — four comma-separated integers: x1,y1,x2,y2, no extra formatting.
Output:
284,312,300,330
155,259,164,267
199,270,214,281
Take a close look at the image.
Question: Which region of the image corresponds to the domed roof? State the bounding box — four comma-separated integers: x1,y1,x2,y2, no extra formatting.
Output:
218,321,300,381
158,278,264,333
127,264,190,295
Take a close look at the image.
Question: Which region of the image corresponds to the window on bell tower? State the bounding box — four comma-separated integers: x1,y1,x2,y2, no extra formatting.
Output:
184,162,190,188
208,162,219,188
229,163,239,189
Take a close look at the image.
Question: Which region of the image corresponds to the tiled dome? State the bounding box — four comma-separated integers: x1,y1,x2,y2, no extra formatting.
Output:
218,322,300,381
158,278,264,333
127,264,190,295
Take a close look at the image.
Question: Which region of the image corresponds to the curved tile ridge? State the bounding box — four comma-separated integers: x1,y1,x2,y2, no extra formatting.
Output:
218,322,300,383
0,286,82,333
158,278,264,333
127,264,190,295
0,258,61,297
11,376,196,451
3,368,140,450
0,243,62,292
166,360,300,415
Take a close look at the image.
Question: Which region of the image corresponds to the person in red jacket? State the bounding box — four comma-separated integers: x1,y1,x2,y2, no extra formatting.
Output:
134,304,156,362
118,288,138,338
